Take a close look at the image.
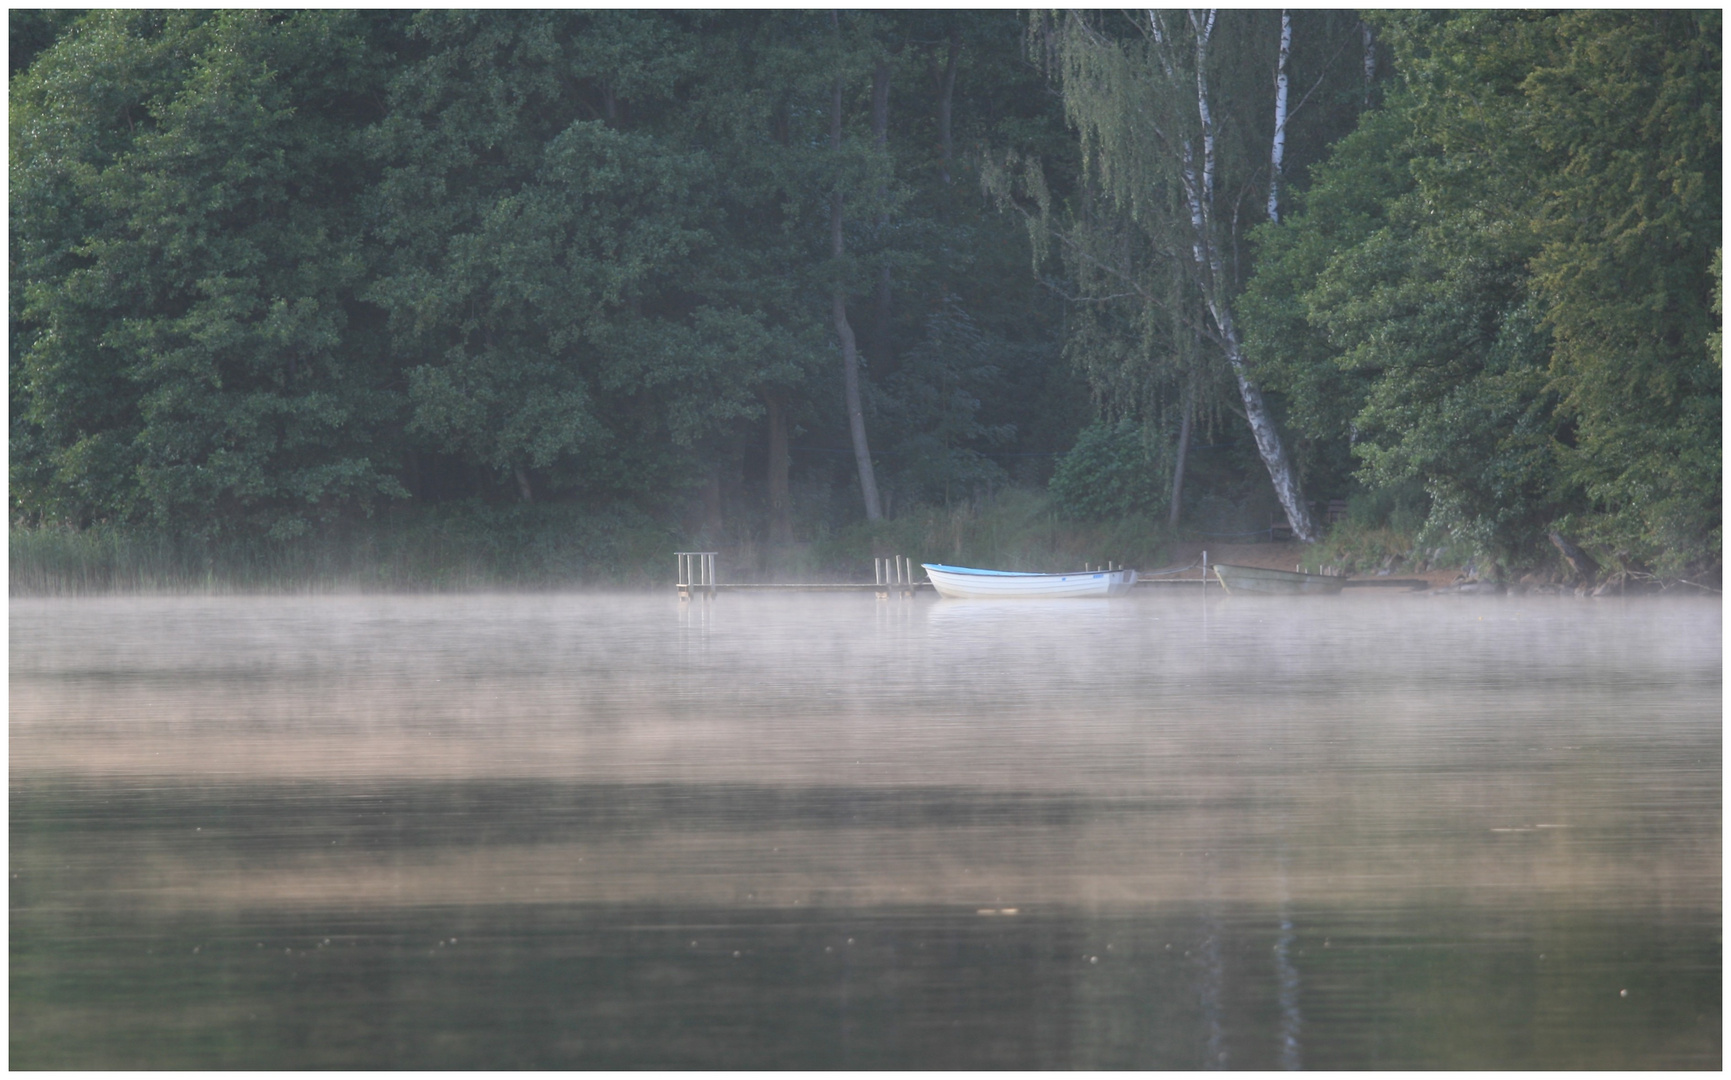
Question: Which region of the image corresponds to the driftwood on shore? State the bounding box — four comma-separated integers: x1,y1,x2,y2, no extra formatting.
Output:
1547,532,1598,585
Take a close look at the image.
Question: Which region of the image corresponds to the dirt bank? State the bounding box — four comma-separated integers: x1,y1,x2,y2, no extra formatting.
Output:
1157,540,1465,589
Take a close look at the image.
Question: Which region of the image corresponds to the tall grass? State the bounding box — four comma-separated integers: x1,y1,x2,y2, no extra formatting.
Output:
10,503,679,596
1295,519,1482,576
12,490,1185,596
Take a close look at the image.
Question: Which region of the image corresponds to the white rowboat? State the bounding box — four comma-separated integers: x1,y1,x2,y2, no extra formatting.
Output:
922,563,1138,599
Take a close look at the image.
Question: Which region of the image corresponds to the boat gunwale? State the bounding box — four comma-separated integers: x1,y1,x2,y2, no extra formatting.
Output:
1210,562,1347,595
922,563,1121,580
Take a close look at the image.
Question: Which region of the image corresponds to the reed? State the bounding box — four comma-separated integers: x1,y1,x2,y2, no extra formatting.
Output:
10,504,680,596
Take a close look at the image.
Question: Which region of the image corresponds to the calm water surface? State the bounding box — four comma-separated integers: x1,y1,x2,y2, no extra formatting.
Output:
10,591,1721,1068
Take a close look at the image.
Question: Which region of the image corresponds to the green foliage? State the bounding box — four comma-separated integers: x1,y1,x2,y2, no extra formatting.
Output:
1522,11,1721,571
989,11,1376,542
1048,419,1165,522
11,10,1079,551
11,11,406,538
8,9,79,75
11,9,1716,583
367,12,769,503
875,296,1013,506
1242,10,1720,573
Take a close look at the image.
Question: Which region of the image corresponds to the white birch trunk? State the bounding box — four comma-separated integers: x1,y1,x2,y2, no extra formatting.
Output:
1190,11,1217,202
1207,295,1315,542
1172,9,1319,542
1362,22,1376,104
1267,11,1291,224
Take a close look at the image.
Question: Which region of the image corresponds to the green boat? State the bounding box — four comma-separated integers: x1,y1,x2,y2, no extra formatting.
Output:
1212,562,1347,595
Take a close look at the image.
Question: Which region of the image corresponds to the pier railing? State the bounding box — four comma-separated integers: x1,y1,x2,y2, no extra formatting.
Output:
675,551,924,599
674,552,717,600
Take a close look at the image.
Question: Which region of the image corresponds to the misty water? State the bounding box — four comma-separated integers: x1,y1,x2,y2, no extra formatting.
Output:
10,589,1720,1068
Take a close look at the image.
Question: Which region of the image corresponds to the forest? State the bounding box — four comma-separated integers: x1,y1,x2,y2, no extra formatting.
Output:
9,9,1721,588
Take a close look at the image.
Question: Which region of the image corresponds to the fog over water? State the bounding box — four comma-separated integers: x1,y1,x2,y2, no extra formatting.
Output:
10,591,1721,1068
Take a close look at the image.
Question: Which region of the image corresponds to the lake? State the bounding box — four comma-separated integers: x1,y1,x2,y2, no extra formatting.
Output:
10,590,1721,1068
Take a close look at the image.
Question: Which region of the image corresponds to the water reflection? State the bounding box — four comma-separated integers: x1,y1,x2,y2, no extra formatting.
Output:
11,592,1721,1068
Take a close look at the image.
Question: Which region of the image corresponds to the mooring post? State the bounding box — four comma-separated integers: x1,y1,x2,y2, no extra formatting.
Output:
675,552,719,600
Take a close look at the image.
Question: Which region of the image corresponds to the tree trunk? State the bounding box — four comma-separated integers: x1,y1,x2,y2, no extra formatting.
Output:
1362,21,1376,105
1548,531,1598,585
831,29,883,521
1266,11,1291,224
834,290,882,521
513,464,533,503
872,58,894,371
766,395,792,544
1169,384,1193,527
935,27,960,185
1221,326,1313,541
1178,11,1318,542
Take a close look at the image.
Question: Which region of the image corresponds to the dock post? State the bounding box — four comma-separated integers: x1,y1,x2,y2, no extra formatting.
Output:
675,552,719,600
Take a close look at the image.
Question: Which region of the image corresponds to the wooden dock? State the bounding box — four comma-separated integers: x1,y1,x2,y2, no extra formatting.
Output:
677,552,923,599
673,551,1429,597
676,552,1226,599
700,582,932,593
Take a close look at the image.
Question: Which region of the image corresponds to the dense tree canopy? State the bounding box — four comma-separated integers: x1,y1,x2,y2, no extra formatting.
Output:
1240,10,1720,573
10,10,1720,577
12,11,403,537
12,9,1077,540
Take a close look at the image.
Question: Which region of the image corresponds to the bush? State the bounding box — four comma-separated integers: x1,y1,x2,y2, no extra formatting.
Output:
1048,420,1166,522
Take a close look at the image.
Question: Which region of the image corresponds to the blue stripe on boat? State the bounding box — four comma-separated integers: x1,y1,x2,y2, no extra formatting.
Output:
922,564,1078,577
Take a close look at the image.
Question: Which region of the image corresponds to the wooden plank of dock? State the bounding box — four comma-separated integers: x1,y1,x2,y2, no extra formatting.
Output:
700,582,933,591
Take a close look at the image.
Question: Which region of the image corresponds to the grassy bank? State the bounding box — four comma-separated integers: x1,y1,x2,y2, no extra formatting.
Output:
9,502,680,596
11,490,1184,596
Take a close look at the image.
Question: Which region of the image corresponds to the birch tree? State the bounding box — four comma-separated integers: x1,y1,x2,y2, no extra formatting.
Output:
1267,11,1292,224
1036,9,1321,540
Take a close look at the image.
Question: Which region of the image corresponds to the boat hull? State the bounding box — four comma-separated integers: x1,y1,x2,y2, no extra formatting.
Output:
1212,563,1346,595
922,563,1137,599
